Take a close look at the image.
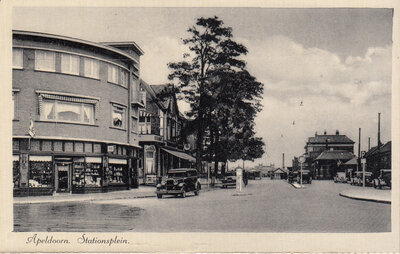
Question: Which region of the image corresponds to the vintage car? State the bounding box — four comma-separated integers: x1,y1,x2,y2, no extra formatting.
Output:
333,172,348,183
221,171,237,188
155,168,201,198
350,171,373,186
287,171,295,183
373,169,391,189
296,170,312,184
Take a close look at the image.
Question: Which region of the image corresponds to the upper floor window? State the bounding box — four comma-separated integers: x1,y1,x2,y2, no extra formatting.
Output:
111,104,126,129
140,89,146,107
139,110,151,134
41,99,94,124
35,50,55,72
159,110,164,136
121,70,129,87
61,54,80,75
84,58,99,79
13,48,23,69
108,64,119,84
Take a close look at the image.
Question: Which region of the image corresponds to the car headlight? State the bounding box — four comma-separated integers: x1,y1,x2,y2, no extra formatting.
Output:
156,184,162,188
161,180,166,185
178,182,184,187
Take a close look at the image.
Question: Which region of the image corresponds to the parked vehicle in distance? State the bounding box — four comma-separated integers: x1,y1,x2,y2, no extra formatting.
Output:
373,169,391,189
221,171,236,188
296,170,312,184
155,168,201,198
333,172,347,183
350,171,373,186
287,171,295,183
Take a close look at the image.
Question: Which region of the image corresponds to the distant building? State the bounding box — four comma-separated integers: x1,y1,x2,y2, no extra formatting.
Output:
271,168,288,180
365,141,391,175
302,130,355,179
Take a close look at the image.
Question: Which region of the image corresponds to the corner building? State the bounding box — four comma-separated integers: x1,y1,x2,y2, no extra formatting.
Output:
12,31,144,196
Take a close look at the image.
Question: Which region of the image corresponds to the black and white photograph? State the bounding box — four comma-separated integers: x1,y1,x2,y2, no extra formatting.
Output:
1,0,399,253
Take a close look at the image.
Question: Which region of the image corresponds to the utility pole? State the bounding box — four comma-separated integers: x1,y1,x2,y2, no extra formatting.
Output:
357,128,361,173
282,153,285,169
377,113,381,172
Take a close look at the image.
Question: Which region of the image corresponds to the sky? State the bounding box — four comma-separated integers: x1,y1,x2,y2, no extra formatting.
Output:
13,7,393,168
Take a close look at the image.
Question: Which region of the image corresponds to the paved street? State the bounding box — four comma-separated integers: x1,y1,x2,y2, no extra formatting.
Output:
14,179,390,232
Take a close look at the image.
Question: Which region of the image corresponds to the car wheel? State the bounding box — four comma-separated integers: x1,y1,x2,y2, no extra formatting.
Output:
157,194,162,199
373,180,377,188
194,190,199,196
181,190,186,198
378,181,382,189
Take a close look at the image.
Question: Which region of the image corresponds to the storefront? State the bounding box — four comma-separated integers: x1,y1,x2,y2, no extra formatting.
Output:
12,138,139,197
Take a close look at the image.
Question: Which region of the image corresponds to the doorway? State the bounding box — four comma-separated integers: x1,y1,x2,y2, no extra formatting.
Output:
55,162,71,193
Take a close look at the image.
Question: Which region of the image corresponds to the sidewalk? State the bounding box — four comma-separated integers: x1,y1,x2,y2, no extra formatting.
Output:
339,188,391,204
14,183,218,204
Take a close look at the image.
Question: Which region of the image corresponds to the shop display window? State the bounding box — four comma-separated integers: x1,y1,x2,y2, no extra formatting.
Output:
73,162,85,187
85,163,102,187
13,160,20,188
108,164,127,184
29,161,52,187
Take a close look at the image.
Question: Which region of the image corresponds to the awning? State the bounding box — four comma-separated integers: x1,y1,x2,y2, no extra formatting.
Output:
109,158,127,164
162,148,196,162
86,157,102,163
30,155,52,162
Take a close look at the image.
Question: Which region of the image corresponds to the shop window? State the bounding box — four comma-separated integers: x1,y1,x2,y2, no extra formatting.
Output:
84,58,99,79
85,162,102,187
29,161,52,187
73,162,85,187
61,53,80,75
111,104,126,129
35,50,55,72
13,160,20,188
40,99,95,125
13,48,23,69
108,64,119,84
107,164,127,184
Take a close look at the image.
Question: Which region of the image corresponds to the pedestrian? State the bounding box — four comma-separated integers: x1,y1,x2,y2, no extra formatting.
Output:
243,170,248,187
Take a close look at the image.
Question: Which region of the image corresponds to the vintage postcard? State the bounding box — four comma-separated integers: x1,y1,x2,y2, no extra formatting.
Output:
0,0,399,253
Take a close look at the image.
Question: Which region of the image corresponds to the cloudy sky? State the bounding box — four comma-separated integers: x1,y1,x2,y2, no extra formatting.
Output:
13,7,393,168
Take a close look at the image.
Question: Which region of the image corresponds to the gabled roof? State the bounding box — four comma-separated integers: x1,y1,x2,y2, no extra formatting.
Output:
151,84,172,110
365,141,391,157
274,168,288,174
315,150,355,161
308,134,354,144
344,157,358,165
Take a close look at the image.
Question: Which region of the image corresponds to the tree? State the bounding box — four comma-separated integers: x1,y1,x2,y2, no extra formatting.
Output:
168,16,248,172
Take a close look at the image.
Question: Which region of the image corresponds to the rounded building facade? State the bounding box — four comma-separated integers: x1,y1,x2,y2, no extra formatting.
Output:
12,30,144,196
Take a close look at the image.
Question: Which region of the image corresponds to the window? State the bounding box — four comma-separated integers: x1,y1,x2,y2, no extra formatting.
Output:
84,58,99,79
140,90,146,106
138,111,151,134
108,64,119,84
61,54,80,75
121,70,129,87
131,117,138,133
13,48,23,69
159,110,164,136
111,104,126,129
35,50,55,71
40,99,95,124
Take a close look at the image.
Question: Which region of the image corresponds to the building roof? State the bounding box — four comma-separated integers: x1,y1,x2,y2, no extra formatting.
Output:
151,84,174,110
308,134,354,144
13,30,140,65
274,168,288,174
100,41,144,55
315,150,355,161
344,157,358,165
365,141,391,157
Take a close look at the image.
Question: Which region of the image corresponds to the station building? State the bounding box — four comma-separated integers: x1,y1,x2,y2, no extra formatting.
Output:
12,30,144,196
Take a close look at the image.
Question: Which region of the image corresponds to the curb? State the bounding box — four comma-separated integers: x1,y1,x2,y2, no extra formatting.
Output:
289,182,305,189
339,193,391,204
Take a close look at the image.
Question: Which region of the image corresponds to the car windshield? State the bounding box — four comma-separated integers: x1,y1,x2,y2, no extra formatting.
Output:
167,172,187,178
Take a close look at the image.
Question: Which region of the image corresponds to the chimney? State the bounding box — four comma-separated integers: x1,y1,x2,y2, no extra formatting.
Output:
336,130,339,135
282,153,285,169
378,113,381,147
315,131,318,137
